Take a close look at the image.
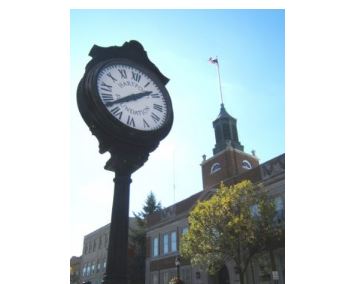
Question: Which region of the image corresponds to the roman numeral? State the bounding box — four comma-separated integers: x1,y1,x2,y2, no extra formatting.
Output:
101,93,114,102
132,72,141,82
151,112,160,123
127,116,135,127
110,106,123,120
100,82,112,92
153,104,163,112
144,82,150,88
118,69,127,79
151,93,161,98
107,72,117,83
143,119,150,128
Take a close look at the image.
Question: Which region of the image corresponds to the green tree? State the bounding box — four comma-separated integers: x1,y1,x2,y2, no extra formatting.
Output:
135,191,162,222
128,191,162,284
180,180,284,284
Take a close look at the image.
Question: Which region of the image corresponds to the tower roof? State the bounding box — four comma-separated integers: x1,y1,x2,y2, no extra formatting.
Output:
212,103,243,155
214,103,236,122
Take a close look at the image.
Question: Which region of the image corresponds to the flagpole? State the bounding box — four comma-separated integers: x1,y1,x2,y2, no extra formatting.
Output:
216,57,224,105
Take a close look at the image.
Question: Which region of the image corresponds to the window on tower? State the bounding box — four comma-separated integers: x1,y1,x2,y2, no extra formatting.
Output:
232,125,238,140
215,125,222,143
223,123,231,140
210,162,222,174
242,160,252,170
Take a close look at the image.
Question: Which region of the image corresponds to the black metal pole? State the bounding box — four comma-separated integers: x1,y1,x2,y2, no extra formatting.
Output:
102,173,132,284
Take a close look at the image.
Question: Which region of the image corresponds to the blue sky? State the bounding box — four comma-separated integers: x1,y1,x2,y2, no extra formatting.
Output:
70,9,284,257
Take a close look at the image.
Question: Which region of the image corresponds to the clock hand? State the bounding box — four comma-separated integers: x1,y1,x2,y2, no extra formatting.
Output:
105,91,152,107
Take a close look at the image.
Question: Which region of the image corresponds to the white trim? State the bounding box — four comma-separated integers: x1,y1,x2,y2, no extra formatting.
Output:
210,162,222,174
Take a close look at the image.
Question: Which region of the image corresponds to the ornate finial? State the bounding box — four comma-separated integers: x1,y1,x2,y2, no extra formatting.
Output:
86,40,169,85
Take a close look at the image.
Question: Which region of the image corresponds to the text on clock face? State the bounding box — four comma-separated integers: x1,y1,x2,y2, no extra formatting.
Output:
97,64,167,131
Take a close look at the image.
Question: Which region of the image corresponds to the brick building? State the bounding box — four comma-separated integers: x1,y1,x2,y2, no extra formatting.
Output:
145,104,285,284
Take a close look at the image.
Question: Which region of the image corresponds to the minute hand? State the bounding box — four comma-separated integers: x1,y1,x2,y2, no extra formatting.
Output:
105,91,152,107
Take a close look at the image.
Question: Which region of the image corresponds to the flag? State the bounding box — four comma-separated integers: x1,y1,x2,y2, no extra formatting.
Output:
209,57,218,64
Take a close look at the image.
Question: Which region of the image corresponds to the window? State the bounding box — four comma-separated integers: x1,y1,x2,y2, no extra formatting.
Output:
179,227,188,250
232,125,238,140
160,270,176,284
98,236,102,249
171,231,177,252
274,196,284,223
161,271,169,284
250,204,260,217
223,124,231,140
181,267,192,284
242,159,252,170
91,262,95,274
163,233,169,254
215,126,222,143
163,271,169,284
275,196,283,211
210,162,221,174
97,261,100,273
153,236,159,257
86,264,90,276
103,259,107,270
182,227,188,235
151,272,159,284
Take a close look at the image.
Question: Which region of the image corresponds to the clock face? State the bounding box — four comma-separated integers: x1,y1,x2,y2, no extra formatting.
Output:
242,159,252,170
96,62,169,131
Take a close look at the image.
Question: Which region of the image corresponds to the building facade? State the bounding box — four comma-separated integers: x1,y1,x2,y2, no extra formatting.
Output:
79,218,136,284
80,223,110,284
145,104,285,284
71,256,82,284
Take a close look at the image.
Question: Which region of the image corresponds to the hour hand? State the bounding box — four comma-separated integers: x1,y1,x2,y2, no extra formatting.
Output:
105,91,152,107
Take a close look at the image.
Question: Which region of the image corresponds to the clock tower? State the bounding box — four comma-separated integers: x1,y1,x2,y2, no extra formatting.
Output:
201,103,259,190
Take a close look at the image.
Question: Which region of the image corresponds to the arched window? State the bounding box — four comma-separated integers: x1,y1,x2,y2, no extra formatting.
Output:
242,159,252,170
210,162,222,174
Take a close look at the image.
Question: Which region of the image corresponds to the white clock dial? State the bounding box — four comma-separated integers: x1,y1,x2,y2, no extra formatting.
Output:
242,159,252,170
96,63,168,131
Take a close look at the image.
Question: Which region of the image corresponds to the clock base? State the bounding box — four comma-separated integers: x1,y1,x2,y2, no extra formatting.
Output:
104,141,159,174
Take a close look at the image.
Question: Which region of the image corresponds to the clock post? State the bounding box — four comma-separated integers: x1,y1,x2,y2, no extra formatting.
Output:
102,143,153,284
77,40,173,284
104,171,131,284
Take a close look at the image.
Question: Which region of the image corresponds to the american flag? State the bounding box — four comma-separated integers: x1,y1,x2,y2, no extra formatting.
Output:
209,57,218,64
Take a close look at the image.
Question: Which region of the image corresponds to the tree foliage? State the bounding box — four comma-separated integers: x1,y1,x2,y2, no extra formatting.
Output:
128,191,162,284
135,191,162,223
180,180,284,284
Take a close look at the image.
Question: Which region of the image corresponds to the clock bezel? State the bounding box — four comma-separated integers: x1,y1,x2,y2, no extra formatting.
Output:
84,58,173,144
